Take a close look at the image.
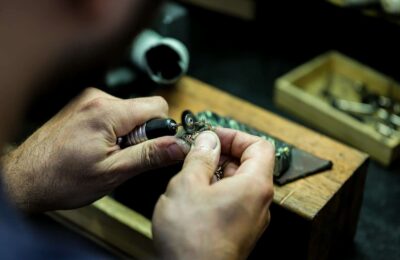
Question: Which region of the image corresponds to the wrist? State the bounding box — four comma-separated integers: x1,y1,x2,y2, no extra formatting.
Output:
1,148,37,213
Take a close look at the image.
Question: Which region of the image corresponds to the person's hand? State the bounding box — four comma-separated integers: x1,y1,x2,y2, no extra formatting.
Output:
152,128,275,260
1,88,189,212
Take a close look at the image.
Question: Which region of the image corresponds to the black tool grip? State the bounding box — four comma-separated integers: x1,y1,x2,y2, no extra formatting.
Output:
145,118,177,139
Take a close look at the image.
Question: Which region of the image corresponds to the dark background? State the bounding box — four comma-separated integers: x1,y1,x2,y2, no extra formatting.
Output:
22,1,400,259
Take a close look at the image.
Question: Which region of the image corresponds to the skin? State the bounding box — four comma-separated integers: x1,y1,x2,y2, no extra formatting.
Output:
153,129,274,260
0,0,275,258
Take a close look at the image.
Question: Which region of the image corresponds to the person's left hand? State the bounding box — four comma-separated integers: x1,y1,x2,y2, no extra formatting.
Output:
1,88,190,213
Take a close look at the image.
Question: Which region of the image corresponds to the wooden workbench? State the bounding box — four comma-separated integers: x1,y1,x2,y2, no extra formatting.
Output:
50,77,369,259
178,0,256,20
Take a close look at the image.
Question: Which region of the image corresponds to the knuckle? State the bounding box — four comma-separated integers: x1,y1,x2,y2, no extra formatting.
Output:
152,96,169,112
247,177,274,203
77,98,111,131
258,181,274,203
153,195,177,229
82,87,100,96
172,162,204,191
166,175,180,194
259,139,275,154
262,184,274,202
179,169,200,186
80,87,105,101
256,139,276,165
168,175,179,189
81,97,109,113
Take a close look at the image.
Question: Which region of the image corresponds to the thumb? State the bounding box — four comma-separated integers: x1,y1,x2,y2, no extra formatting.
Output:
102,136,190,178
180,131,221,185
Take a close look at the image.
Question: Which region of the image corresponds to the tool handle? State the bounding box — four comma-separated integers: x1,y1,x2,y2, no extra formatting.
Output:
119,118,177,148
145,118,177,139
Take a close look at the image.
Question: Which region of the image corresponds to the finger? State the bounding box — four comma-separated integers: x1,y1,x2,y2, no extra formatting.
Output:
216,128,263,158
108,96,169,137
216,128,275,182
218,155,240,178
179,131,221,185
101,136,190,179
236,139,275,181
223,161,239,178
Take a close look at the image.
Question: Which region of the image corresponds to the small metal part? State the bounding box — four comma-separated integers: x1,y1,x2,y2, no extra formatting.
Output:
177,110,214,145
181,110,197,134
376,108,390,121
375,122,394,138
214,160,229,182
214,166,224,181
332,99,376,115
378,95,393,109
177,110,222,181
323,76,400,138
390,113,400,128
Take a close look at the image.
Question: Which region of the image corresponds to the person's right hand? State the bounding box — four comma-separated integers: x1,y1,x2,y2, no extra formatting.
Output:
152,128,275,260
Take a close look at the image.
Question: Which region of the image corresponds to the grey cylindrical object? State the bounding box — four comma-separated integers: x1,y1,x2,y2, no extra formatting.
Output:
131,30,189,85
119,118,178,147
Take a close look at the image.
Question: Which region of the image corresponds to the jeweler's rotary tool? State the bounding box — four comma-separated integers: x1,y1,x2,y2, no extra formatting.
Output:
117,111,198,148
118,118,179,148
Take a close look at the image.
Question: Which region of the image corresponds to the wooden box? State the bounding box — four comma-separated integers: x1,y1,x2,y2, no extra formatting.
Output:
275,51,400,166
178,0,255,20
50,77,368,260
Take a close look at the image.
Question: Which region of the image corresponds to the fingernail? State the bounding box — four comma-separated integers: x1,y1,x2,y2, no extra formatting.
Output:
167,140,190,161
195,131,218,150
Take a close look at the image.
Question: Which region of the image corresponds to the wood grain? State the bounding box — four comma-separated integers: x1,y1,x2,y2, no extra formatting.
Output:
178,0,255,20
